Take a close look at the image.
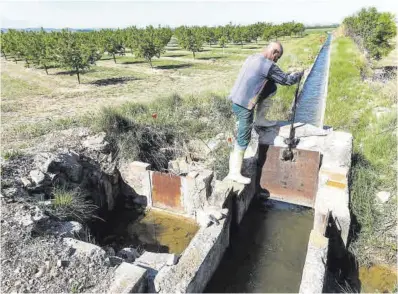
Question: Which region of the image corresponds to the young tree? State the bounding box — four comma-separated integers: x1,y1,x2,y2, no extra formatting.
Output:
343,7,397,59
133,26,168,68
218,35,228,54
232,26,244,47
56,30,101,83
175,26,204,58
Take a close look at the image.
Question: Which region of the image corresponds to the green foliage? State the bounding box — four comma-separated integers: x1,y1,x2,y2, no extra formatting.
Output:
343,7,397,59
133,26,171,67
175,26,204,58
326,36,397,266
50,186,98,222
56,30,101,83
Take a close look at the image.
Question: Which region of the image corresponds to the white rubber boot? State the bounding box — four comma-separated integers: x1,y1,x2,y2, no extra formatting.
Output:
255,96,277,127
226,147,251,185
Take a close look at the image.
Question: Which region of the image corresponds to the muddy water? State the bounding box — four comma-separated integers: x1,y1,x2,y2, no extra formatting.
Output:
295,33,332,127
205,200,313,293
359,265,397,293
95,208,199,255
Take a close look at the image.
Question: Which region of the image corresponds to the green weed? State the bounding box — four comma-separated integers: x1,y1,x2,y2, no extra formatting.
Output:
49,186,98,222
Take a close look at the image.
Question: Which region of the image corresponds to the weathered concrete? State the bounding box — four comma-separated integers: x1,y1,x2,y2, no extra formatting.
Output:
134,252,178,292
108,262,147,293
181,169,214,216
299,230,329,294
63,238,105,258
119,161,152,207
154,212,230,293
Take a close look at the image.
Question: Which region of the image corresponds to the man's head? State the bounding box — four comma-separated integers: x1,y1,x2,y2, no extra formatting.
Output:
263,41,283,63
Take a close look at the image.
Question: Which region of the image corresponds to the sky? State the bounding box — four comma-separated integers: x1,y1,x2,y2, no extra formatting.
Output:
0,0,397,29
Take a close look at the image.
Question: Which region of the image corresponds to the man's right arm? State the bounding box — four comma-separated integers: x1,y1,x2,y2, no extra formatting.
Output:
267,63,303,86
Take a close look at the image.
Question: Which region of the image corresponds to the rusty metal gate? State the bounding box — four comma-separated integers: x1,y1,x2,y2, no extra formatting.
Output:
152,172,184,212
259,145,321,208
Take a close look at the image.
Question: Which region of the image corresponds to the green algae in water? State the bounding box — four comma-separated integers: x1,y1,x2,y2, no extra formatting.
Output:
97,208,199,255
205,200,314,293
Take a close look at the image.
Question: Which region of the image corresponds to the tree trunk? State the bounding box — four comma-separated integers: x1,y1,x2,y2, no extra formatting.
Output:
149,58,153,68
112,53,116,64
76,68,81,84
25,59,30,68
44,64,48,75
193,51,195,59
14,58,17,64
1,50,7,60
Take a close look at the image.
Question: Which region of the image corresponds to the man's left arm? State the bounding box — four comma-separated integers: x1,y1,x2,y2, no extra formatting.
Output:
267,63,303,86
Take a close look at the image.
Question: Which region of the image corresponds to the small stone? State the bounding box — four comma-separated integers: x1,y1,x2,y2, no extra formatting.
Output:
14,280,21,287
117,248,140,262
82,133,109,153
29,279,33,285
29,170,46,185
196,210,212,228
109,256,124,266
166,254,179,266
34,267,45,278
57,260,69,268
21,177,32,188
376,191,391,203
33,193,46,201
104,246,116,256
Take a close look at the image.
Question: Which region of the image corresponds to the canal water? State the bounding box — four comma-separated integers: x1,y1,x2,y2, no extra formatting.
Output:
295,33,332,127
205,200,313,293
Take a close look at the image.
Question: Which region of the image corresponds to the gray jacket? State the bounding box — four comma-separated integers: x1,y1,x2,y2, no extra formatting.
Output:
228,54,301,109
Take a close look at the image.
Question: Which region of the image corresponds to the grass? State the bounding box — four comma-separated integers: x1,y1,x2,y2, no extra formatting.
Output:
47,185,98,222
94,93,236,175
1,73,51,99
325,36,397,267
2,148,24,160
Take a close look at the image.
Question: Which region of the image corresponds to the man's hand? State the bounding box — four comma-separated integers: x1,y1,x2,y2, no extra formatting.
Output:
297,70,304,78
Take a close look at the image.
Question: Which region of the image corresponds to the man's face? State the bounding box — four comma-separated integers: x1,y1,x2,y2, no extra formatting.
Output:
273,50,282,63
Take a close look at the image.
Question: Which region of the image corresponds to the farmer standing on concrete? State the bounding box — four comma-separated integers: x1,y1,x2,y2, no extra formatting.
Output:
226,41,304,184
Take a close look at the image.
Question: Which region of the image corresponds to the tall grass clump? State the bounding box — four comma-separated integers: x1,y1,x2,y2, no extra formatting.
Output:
325,35,397,266
94,93,236,174
47,186,98,222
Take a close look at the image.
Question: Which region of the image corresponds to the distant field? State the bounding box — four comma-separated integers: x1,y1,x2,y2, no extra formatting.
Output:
305,27,336,34
1,33,325,150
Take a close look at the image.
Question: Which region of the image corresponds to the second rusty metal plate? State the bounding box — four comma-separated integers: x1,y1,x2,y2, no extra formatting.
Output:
259,145,320,208
152,172,184,213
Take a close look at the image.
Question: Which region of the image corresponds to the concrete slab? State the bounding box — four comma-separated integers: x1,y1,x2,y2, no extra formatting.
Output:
63,238,105,258
119,161,152,207
299,230,329,294
108,262,147,293
154,212,230,293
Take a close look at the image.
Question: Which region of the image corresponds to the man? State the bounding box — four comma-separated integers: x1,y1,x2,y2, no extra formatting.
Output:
226,41,304,184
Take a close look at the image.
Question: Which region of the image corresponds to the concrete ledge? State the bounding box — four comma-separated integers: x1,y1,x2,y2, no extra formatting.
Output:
108,262,147,293
299,230,329,294
154,212,231,293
